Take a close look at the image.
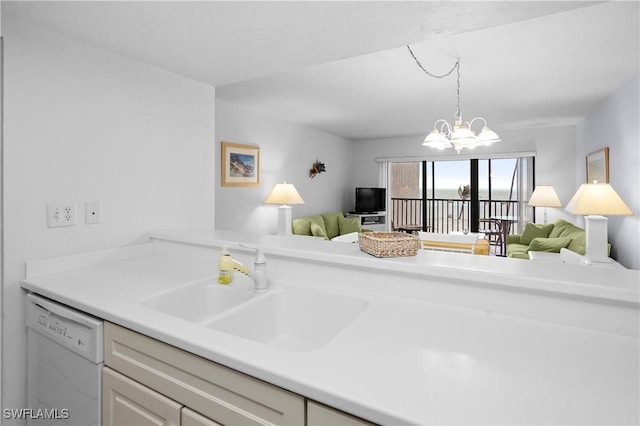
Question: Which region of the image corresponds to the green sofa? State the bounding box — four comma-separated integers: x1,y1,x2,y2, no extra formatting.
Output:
506,219,606,259
291,212,363,240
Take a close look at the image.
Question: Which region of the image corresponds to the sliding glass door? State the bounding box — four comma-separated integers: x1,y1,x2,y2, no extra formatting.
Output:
389,156,534,235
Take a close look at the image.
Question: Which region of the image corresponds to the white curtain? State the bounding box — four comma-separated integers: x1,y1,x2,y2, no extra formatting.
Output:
378,161,390,231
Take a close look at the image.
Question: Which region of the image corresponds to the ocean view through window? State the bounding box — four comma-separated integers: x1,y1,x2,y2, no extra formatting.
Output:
390,157,534,238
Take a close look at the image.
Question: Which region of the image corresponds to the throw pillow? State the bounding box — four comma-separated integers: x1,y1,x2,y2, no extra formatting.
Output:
520,222,554,245
527,237,571,253
291,217,313,236
338,215,361,235
310,221,329,239
321,212,343,239
549,219,573,238
309,215,327,235
566,231,586,255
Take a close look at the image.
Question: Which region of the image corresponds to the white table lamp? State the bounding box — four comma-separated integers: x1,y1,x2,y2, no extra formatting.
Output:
565,182,632,263
528,185,562,224
265,182,305,236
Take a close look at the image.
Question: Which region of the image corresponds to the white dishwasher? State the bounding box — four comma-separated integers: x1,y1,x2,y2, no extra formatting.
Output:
26,293,104,426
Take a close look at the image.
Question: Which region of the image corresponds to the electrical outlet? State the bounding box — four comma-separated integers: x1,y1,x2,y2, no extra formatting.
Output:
85,201,101,225
47,203,77,228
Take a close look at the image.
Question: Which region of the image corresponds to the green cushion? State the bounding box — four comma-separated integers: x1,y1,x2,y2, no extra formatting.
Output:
291,217,313,236
549,219,577,238
338,215,361,235
527,237,572,253
321,212,343,239
506,234,522,245
550,220,586,254
310,221,329,239
309,215,327,236
506,243,529,257
566,232,586,255
520,222,553,245
558,225,583,239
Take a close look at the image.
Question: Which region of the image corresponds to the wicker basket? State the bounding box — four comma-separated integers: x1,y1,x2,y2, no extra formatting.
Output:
358,232,419,258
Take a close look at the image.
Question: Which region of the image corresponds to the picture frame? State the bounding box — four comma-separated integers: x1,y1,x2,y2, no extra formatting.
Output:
586,147,609,183
221,141,260,187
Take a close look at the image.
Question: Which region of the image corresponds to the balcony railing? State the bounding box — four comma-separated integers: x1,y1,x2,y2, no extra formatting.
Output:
391,197,523,234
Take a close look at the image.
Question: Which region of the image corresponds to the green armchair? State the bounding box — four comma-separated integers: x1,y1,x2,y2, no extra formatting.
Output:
506,219,605,260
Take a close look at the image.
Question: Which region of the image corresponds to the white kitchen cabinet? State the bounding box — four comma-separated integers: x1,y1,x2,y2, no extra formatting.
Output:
102,367,182,426
307,401,375,426
104,322,305,425
181,408,222,426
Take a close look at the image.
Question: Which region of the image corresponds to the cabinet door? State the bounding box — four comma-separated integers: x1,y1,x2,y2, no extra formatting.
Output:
102,367,182,426
182,408,222,426
105,322,305,425
307,401,376,426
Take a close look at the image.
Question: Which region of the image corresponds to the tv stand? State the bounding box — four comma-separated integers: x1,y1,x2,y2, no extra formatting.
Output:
345,212,387,232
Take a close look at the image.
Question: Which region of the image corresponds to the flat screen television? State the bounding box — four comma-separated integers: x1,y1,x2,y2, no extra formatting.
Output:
355,187,386,213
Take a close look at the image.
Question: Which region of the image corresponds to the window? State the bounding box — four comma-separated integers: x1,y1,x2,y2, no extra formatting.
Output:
389,156,534,235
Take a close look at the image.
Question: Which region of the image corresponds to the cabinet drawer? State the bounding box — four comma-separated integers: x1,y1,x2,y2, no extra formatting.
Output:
104,322,304,425
182,408,222,426
307,401,376,426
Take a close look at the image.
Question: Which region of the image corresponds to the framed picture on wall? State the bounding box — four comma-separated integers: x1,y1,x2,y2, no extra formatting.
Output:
221,141,260,187
586,147,609,183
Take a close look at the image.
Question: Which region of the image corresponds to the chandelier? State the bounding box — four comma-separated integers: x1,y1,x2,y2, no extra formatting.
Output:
407,46,501,153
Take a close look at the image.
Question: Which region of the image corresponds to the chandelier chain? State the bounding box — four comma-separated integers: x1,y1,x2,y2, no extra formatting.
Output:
406,45,462,119
407,47,500,152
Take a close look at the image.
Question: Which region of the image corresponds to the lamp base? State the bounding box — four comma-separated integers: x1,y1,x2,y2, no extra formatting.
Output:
276,205,292,236
584,215,610,263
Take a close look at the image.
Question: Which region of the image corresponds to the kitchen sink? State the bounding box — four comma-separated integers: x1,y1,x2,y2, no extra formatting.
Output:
207,286,368,351
142,279,255,323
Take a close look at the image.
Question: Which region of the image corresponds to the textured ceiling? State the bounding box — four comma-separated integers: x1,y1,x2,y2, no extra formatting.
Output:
4,1,638,140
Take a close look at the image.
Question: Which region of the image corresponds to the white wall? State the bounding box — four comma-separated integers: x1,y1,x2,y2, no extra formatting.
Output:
215,99,352,233
2,19,215,416
523,126,578,224
576,75,640,269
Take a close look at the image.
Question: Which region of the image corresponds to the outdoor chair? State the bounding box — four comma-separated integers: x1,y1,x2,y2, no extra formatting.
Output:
479,218,503,255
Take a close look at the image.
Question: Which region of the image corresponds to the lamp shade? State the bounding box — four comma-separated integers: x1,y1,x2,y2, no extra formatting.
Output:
265,182,305,206
528,185,562,207
565,183,632,216
477,126,501,145
450,125,475,142
422,129,451,150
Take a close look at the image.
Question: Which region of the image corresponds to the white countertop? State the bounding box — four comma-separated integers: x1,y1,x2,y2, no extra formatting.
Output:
21,229,640,425
149,228,639,304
